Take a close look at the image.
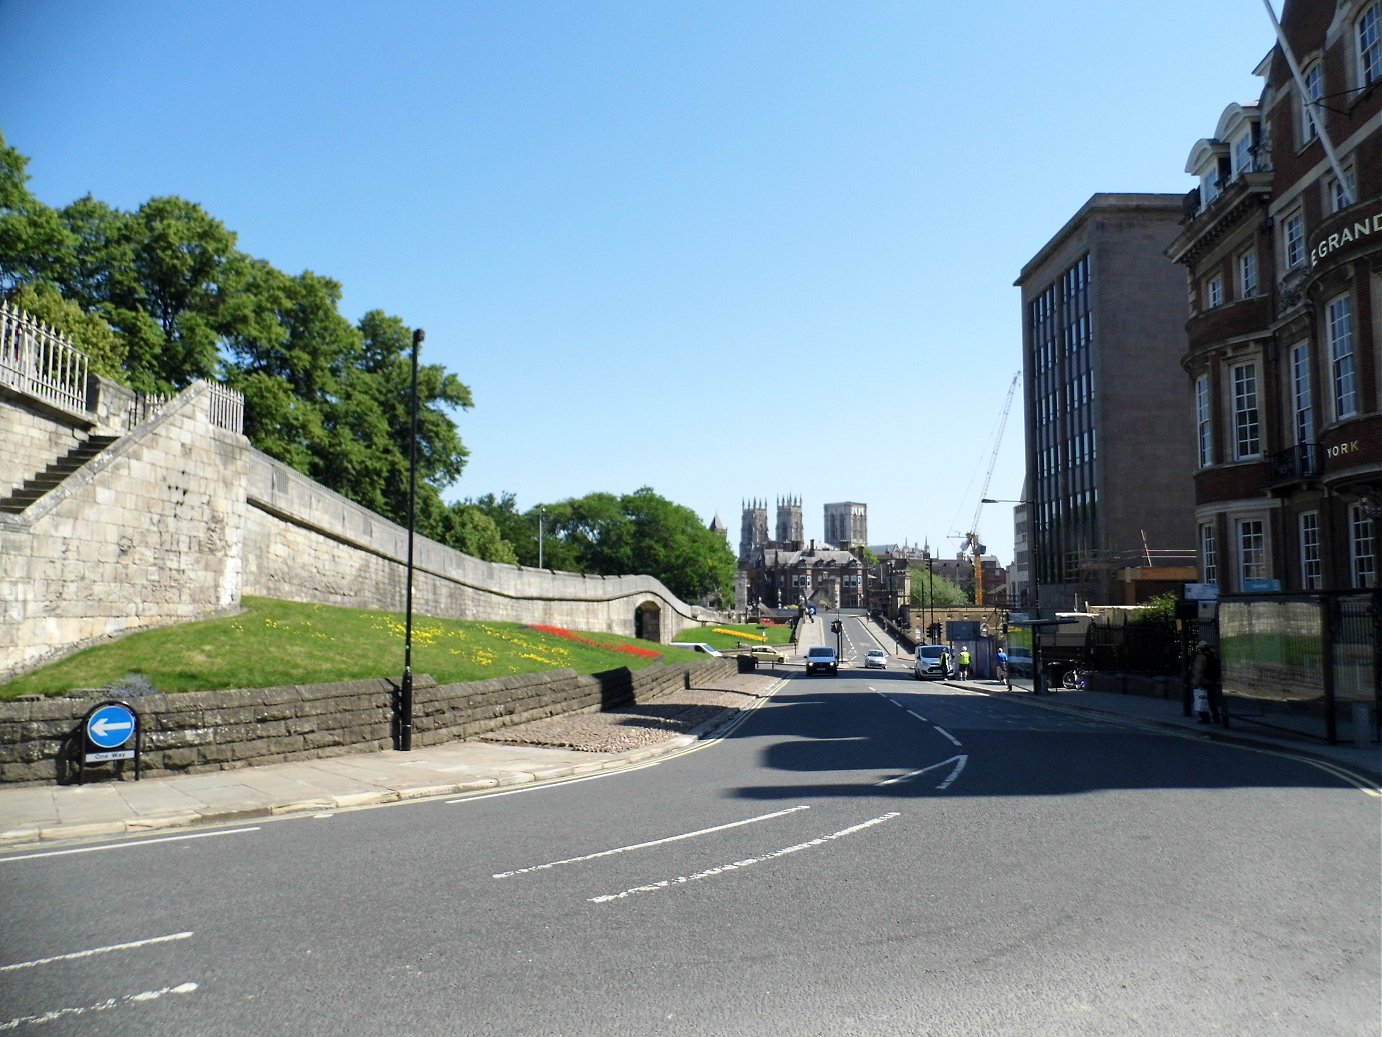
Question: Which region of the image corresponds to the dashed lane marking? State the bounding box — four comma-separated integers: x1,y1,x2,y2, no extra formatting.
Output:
588,811,900,904
1,932,193,973
493,805,811,879
0,982,198,1030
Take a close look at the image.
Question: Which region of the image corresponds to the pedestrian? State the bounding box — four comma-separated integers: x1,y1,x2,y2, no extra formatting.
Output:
1190,641,1223,724
939,646,951,680
957,646,971,680
995,647,1008,683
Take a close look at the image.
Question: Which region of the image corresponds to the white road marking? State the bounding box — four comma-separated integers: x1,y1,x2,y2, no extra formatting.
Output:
876,754,968,789
0,932,193,973
588,811,900,904
0,982,198,1030
494,805,811,878
1,827,260,863
907,709,930,723
934,726,963,747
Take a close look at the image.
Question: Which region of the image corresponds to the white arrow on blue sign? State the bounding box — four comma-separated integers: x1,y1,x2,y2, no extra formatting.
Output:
87,703,137,750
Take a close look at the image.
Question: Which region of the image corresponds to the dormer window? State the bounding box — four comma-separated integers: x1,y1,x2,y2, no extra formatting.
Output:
1231,131,1254,178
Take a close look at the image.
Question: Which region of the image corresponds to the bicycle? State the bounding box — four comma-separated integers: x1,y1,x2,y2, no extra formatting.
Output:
1061,666,1089,690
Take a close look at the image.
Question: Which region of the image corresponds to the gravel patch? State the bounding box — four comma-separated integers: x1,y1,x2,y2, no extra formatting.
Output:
480,675,781,754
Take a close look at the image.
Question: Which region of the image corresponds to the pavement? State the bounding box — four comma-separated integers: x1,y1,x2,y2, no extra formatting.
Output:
2,622,1378,851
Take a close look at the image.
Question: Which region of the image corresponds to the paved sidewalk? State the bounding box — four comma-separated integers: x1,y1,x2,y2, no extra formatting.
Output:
3,632,1377,850
0,671,785,850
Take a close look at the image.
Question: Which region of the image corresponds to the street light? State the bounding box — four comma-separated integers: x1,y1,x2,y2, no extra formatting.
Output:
399,328,423,752
982,497,1044,693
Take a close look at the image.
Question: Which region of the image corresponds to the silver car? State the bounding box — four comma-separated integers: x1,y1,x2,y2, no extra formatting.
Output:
865,649,888,669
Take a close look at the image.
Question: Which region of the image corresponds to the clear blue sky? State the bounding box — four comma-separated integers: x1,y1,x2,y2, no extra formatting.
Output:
2,1,1273,565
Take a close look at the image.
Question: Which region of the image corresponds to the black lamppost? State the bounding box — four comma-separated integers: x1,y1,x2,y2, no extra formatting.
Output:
982,496,1042,691
398,328,422,751
927,554,935,643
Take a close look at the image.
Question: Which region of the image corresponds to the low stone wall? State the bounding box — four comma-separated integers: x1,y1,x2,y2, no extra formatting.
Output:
0,658,734,785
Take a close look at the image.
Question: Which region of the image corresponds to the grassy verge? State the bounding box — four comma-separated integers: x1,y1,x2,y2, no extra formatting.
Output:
0,597,705,700
674,622,795,652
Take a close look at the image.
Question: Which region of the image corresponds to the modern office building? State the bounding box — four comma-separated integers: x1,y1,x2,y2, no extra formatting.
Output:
823,502,868,551
1015,194,1197,609
1166,0,1380,593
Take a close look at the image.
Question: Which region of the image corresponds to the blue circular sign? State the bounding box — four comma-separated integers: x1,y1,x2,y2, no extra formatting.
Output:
86,703,137,750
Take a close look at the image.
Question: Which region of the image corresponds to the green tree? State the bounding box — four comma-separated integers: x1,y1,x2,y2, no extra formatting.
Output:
0,131,73,292
909,566,967,608
440,503,518,565
538,488,735,604
466,493,538,565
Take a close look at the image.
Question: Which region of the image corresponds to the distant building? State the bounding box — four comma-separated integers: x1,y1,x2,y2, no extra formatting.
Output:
1015,194,1196,608
823,502,867,550
1166,0,1380,592
738,499,769,562
708,513,728,541
776,495,803,544
744,540,864,610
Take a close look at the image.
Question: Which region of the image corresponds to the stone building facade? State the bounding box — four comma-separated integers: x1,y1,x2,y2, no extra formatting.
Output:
1015,194,1196,608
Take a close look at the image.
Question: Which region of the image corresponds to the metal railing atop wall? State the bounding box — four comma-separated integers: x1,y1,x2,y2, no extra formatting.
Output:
1,299,244,435
0,300,89,413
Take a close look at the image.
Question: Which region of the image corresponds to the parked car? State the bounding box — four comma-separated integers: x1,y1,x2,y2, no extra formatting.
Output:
669,642,724,657
913,644,948,680
805,645,839,675
746,645,786,664
864,648,888,669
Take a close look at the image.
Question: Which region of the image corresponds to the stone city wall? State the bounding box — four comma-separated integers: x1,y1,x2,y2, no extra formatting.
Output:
0,658,732,785
1,383,249,679
2,379,714,680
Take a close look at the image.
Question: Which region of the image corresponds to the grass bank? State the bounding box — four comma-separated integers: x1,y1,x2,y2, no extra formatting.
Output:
0,597,740,700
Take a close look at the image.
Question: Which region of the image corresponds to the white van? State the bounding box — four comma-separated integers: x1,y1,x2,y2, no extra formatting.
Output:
669,642,724,657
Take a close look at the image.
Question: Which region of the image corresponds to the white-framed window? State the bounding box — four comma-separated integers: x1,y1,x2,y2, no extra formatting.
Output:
1232,362,1260,460
1325,164,1356,212
1239,249,1258,298
1327,295,1357,419
1237,518,1267,587
1301,62,1323,144
1359,2,1382,89
1299,512,1321,590
1350,504,1376,589
1290,342,1313,445
1207,275,1223,309
1196,375,1212,468
1200,522,1218,585
1284,210,1305,268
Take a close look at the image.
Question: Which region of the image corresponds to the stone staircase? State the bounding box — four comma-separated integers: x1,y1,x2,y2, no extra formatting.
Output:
0,434,120,515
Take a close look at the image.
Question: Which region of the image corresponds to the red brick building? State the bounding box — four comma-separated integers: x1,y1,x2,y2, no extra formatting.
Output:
1167,0,1381,592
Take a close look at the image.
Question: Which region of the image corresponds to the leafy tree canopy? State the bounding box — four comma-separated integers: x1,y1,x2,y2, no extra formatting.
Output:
1,134,734,603
909,566,968,607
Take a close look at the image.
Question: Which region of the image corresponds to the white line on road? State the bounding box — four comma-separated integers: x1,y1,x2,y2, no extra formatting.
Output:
934,726,963,747
0,982,198,1031
0,932,193,973
876,754,968,789
1,827,260,863
588,811,900,904
494,805,811,878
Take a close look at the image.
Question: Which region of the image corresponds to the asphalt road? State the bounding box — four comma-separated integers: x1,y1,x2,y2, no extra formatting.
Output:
3,663,1378,1036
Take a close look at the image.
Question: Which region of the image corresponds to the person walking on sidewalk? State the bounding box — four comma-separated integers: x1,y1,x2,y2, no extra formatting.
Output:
957,646,971,680
995,647,1008,683
1190,642,1223,724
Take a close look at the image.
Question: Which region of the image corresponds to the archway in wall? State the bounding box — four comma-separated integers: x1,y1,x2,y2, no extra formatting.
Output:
635,600,662,642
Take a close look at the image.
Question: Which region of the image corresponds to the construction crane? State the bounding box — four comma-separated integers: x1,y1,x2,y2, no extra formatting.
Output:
958,371,1020,606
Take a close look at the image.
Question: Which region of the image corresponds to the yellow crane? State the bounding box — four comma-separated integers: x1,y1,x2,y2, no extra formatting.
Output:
959,371,1019,607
